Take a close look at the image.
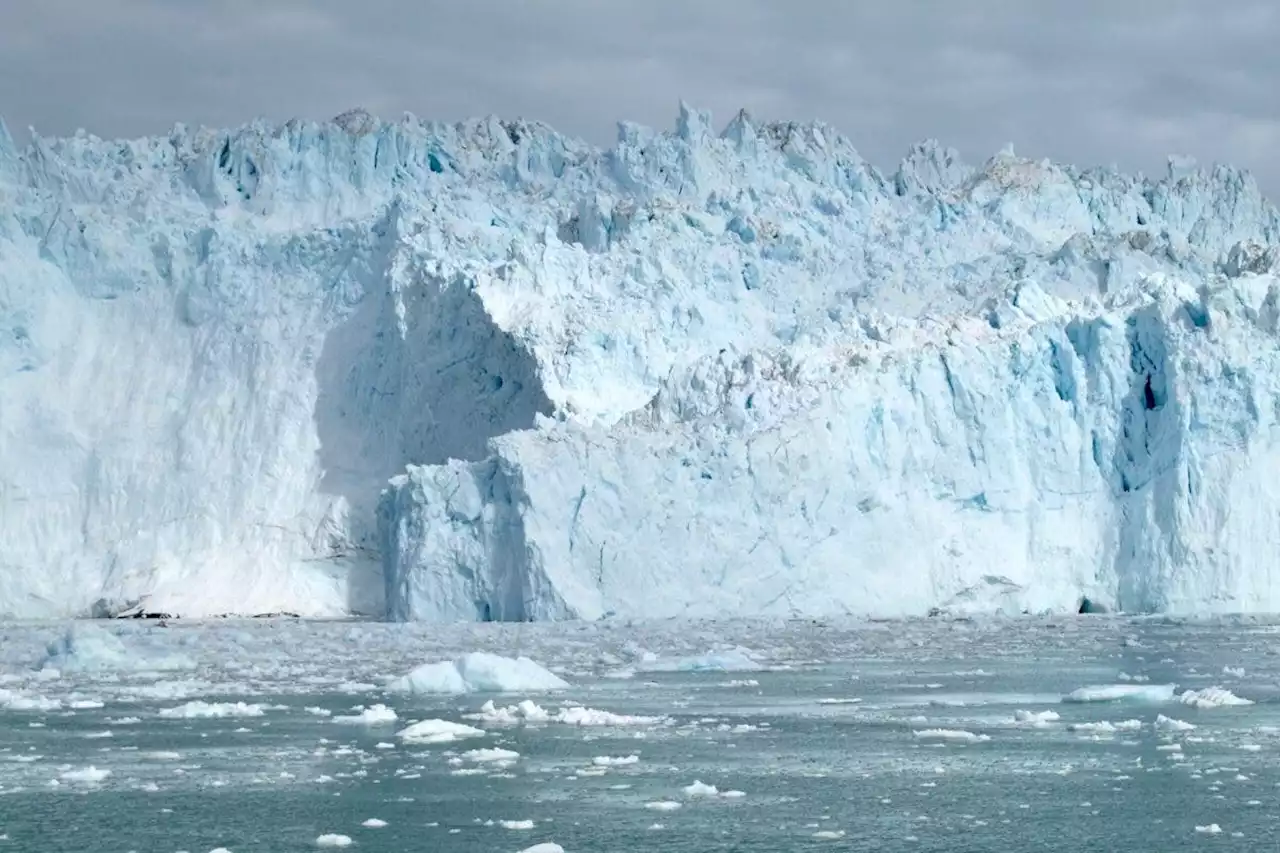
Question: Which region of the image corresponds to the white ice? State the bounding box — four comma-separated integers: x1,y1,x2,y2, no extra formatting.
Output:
396,719,487,745
1061,684,1178,703
314,834,353,847
1012,709,1061,726
912,729,991,743
157,701,267,719
1179,687,1254,708
4,105,1280,620
461,747,520,763
1066,720,1142,734
386,653,569,694
470,699,666,728
331,704,397,724
1155,714,1197,732
638,648,763,673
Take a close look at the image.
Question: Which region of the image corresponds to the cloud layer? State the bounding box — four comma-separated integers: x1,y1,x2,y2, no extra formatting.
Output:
3,1,1278,195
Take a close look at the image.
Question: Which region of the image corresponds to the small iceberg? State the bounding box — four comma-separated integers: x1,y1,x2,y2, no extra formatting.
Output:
638,647,763,673
386,653,569,695
1061,684,1177,703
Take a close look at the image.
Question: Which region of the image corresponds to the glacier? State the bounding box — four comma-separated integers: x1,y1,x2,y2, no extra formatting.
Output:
2,103,1280,620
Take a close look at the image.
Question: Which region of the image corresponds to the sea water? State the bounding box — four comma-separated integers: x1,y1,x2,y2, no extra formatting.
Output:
1,616,1278,852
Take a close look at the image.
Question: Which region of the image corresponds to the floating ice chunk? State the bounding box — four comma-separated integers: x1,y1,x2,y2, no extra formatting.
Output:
0,690,62,712
518,844,565,853
1179,687,1253,708
470,699,552,726
125,680,212,701
640,647,762,673
1066,720,1142,734
60,766,110,783
332,704,397,724
387,653,569,695
592,755,640,766
813,830,846,840
555,705,665,727
42,623,193,672
1061,684,1177,703
462,747,520,763
336,681,378,693
315,834,353,847
1195,824,1222,834
645,801,682,811
396,719,487,745
387,661,467,694
500,820,535,830
469,700,665,728
1117,672,1150,683
683,780,719,797
1013,709,1061,726
361,818,387,828
1155,714,1197,732
913,729,990,743
159,701,266,719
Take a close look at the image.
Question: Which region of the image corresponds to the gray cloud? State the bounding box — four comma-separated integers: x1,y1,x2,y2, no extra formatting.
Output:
2,0,1278,197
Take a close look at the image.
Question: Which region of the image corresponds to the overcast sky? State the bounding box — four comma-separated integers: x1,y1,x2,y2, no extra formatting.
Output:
3,0,1278,197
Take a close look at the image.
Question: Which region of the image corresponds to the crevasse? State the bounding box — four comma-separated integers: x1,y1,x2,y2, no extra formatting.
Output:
1,104,1279,619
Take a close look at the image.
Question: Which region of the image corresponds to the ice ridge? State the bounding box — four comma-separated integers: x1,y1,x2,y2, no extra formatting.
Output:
1,104,1279,619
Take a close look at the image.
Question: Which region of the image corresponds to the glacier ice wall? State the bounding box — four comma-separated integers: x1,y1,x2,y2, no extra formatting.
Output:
2,105,1280,619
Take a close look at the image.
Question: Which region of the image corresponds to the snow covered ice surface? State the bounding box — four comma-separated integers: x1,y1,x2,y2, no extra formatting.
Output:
1,616,1280,851
4,106,1280,619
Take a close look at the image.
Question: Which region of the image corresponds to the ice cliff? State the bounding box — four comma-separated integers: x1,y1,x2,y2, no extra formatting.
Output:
2,104,1280,620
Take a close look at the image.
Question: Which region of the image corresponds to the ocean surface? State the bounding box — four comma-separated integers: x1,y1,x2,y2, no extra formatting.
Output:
1,615,1278,852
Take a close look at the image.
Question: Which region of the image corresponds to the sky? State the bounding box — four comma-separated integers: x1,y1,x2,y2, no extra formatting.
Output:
2,0,1278,198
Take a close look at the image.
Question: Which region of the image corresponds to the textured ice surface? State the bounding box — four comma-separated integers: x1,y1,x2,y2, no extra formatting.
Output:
637,647,763,673
1179,686,1254,708
40,623,195,672
331,703,397,724
385,652,568,694
3,104,1280,619
1062,684,1179,703
396,718,487,745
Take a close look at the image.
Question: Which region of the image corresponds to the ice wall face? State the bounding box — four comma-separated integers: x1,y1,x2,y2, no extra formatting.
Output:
384,284,1280,621
2,105,1279,619
0,114,561,617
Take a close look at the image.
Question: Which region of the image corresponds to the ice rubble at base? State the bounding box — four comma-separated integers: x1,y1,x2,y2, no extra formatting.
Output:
4,104,1280,620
